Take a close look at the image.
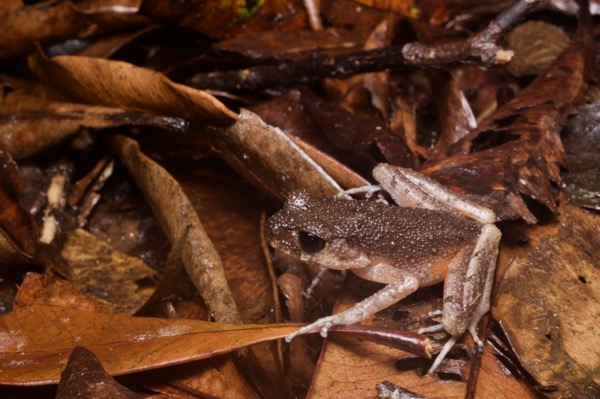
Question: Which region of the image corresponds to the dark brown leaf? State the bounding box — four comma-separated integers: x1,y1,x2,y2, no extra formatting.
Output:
140,0,264,39
0,0,149,59
562,101,600,210
0,149,37,258
57,346,145,399
424,42,586,222
0,92,188,160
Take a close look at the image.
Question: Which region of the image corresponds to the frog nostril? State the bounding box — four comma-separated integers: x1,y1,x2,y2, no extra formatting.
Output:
298,231,326,253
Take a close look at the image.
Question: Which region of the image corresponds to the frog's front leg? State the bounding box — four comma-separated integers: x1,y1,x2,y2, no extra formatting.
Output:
428,223,501,374
285,274,419,342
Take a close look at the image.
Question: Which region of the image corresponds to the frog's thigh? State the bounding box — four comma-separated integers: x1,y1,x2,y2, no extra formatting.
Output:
442,224,501,336
373,164,495,224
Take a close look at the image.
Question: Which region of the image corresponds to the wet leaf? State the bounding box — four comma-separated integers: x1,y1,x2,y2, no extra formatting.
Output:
494,204,600,397
0,304,300,385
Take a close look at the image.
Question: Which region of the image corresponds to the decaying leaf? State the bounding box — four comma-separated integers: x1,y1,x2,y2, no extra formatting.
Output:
562,100,600,210
15,273,111,314
425,42,586,222
61,228,156,314
494,204,600,397
0,304,300,385
111,135,240,323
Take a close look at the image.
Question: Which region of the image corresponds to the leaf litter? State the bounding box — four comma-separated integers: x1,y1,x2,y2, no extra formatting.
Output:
0,0,598,398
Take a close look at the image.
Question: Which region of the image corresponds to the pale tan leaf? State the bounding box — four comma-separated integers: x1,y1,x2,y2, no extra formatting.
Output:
111,135,240,323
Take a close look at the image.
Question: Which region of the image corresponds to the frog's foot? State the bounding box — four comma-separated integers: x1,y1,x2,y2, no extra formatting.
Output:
418,310,444,334
418,324,444,334
426,335,459,375
468,325,485,351
285,315,337,342
304,267,328,299
336,185,381,199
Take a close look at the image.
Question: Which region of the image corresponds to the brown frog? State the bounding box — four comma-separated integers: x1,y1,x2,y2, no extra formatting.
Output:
265,164,501,374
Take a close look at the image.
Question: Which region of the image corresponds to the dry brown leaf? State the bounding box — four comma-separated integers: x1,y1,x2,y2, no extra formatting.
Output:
209,109,349,201
0,304,300,385
61,228,156,314
15,273,111,313
0,92,188,160
505,20,569,77
29,51,237,127
134,358,260,399
307,275,464,399
494,204,600,397
170,163,287,396
111,135,240,323
473,346,538,398
425,42,586,222
56,346,145,399
0,0,149,59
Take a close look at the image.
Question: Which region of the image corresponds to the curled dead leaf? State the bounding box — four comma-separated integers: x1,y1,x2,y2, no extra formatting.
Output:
29,50,237,127
111,135,240,323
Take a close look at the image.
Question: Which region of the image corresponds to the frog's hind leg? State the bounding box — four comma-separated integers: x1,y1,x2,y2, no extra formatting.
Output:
372,164,495,224
427,223,501,374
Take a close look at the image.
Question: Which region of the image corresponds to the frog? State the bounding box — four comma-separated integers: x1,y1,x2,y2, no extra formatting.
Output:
264,163,501,374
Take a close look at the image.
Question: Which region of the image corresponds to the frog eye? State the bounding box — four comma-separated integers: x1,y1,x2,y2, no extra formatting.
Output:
298,231,326,253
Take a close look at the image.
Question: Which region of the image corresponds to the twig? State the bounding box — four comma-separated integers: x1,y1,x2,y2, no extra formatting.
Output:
188,0,543,92
402,0,544,66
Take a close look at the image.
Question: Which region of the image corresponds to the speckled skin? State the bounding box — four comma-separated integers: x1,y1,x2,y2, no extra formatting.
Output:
265,190,480,286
